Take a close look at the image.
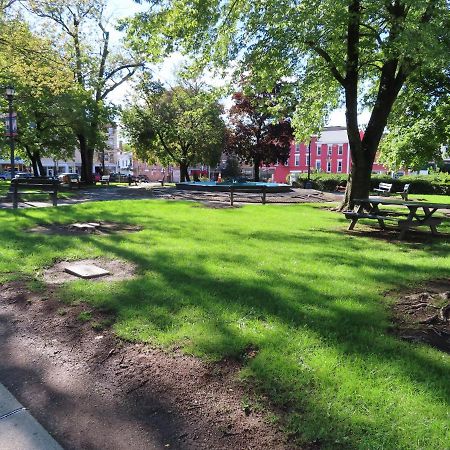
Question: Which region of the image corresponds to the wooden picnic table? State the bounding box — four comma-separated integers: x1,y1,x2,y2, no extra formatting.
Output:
345,197,450,239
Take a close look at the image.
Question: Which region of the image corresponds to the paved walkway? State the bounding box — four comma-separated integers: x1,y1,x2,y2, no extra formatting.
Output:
0,383,62,450
0,184,341,209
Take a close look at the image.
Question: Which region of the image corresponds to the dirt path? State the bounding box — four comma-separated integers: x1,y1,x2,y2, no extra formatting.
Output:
0,283,293,450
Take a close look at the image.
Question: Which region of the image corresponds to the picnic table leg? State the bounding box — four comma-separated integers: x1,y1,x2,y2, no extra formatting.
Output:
371,205,386,230
422,207,439,235
348,204,365,230
399,207,417,240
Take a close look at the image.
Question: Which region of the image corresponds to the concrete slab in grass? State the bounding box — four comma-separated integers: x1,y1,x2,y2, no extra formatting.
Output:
64,263,110,279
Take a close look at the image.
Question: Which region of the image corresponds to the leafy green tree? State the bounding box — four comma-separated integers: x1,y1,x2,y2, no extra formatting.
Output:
379,67,450,170
122,80,226,181
221,156,241,180
26,0,144,182
124,0,450,207
0,18,80,173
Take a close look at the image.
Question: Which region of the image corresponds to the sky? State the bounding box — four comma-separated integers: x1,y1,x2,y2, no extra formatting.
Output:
104,0,366,128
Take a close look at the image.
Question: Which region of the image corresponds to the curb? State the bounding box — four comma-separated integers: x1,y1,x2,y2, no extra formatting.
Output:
0,383,63,450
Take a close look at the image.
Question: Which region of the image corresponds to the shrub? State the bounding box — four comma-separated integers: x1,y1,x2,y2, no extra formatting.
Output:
295,173,450,195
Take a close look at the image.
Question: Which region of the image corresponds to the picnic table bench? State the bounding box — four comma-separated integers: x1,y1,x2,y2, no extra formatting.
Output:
9,177,60,209
345,198,449,239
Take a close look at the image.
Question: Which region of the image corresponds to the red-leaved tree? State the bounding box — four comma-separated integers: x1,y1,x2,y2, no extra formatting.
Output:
226,91,293,181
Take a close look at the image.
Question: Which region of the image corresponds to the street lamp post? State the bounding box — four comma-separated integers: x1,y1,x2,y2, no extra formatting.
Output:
5,86,15,179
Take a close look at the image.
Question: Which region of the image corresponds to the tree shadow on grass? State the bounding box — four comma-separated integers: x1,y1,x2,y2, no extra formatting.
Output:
1,203,449,448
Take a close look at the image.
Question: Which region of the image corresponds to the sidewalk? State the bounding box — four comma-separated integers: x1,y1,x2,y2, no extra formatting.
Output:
0,383,62,450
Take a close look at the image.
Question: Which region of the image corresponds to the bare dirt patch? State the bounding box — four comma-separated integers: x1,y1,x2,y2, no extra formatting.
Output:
43,258,137,284
29,221,142,235
390,279,450,353
0,282,294,449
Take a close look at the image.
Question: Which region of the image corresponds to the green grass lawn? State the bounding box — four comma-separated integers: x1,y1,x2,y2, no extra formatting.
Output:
407,193,450,203
0,200,449,449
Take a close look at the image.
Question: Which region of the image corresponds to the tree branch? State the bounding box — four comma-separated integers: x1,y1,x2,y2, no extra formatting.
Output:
104,62,144,83
360,22,382,46
306,41,346,86
100,66,141,100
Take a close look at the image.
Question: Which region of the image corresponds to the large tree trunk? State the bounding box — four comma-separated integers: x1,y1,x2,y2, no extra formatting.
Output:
342,148,374,209
24,146,44,177
253,158,260,182
78,134,94,183
36,155,45,177
180,161,190,182
26,147,39,176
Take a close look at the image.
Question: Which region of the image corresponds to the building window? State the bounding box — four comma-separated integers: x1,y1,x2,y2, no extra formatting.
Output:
306,155,310,166
337,159,343,173
294,154,300,166
338,144,343,155
315,160,321,171
285,159,289,166
328,144,332,156
317,145,321,156
295,143,300,153
327,161,331,172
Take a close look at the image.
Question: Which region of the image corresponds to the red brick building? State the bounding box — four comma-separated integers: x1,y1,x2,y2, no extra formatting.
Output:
273,126,388,183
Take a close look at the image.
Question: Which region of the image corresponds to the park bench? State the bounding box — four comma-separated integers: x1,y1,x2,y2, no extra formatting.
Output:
9,177,60,209
336,182,347,192
373,182,393,196
396,183,410,201
229,185,269,206
100,175,110,185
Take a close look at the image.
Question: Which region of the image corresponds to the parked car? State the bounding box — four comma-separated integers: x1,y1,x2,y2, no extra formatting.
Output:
58,173,80,184
14,172,33,179
137,174,149,183
0,172,25,180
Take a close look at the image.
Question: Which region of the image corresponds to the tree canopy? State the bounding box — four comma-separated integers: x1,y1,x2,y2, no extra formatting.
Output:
125,0,450,205
226,88,293,181
24,0,144,181
380,66,450,170
0,17,80,173
122,79,226,181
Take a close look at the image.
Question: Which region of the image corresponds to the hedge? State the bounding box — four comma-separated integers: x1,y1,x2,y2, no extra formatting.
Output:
293,173,450,195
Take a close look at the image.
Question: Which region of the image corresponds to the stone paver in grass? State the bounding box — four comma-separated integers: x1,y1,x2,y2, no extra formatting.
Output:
64,263,110,279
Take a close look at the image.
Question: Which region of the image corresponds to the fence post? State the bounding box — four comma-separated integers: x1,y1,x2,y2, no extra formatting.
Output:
262,186,266,205
51,182,58,207
12,180,18,209
230,187,234,206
